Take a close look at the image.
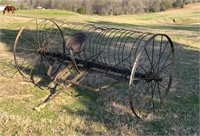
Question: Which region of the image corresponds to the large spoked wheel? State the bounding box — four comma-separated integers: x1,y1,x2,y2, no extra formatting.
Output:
13,18,65,83
129,34,175,119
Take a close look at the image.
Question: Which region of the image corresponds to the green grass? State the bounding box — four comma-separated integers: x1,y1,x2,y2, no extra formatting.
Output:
0,3,199,136
18,9,77,15
16,9,78,18
136,14,170,20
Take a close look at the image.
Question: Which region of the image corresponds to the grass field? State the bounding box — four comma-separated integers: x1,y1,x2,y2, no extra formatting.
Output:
0,3,199,135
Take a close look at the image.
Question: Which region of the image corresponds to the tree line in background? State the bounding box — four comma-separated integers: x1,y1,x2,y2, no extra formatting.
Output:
1,0,200,15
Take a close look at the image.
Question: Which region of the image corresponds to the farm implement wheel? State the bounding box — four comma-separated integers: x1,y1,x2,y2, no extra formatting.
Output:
129,34,175,119
13,18,65,83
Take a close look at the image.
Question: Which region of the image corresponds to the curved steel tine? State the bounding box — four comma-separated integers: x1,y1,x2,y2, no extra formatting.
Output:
117,30,134,70
102,28,119,66
87,26,99,60
128,32,153,67
90,26,107,63
119,31,137,69
113,29,130,68
95,27,111,65
106,28,123,66
110,29,127,67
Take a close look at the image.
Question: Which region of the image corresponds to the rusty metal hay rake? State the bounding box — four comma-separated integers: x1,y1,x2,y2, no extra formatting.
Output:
13,18,175,119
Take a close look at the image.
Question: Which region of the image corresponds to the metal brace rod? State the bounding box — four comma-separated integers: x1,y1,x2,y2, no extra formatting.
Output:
34,70,85,111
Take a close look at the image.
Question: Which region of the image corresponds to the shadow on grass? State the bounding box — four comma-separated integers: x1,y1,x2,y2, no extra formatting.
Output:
0,21,199,135
0,29,17,49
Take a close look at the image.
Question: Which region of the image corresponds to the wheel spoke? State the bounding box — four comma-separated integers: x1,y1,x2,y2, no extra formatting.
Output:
151,38,155,69
42,24,55,47
157,82,162,101
155,40,169,72
16,47,36,52
139,64,149,75
29,55,40,76
157,35,163,71
146,81,155,112
36,19,40,46
38,56,47,76
136,81,149,94
20,35,37,49
144,48,153,68
160,75,170,79
158,62,173,74
143,82,152,110
52,29,60,42
157,82,167,90
152,81,157,111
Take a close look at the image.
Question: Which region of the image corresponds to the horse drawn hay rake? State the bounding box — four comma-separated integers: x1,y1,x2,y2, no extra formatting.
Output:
13,18,175,119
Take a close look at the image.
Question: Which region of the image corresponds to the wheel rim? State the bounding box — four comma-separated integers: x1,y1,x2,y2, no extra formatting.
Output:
13,19,65,83
129,34,175,119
